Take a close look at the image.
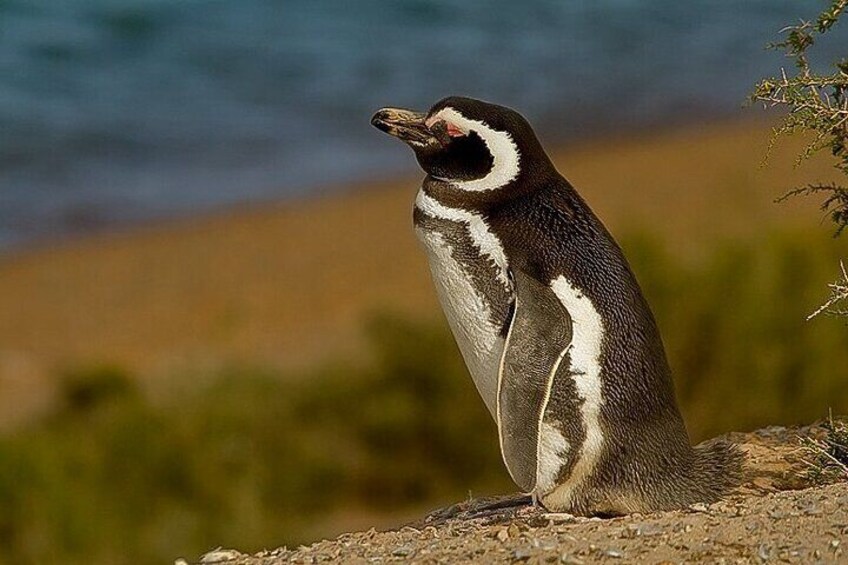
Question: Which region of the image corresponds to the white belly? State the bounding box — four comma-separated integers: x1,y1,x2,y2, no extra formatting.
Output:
417,227,505,418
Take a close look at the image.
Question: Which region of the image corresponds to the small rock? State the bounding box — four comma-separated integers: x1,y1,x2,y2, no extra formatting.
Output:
174,560,189,565
200,549,243,564
508,523,521,538
604,549,624,558
539,540,558,552
560,554,583,564
543,512,576,523
392,545,413,557
627,522,664,537
689,502,709,513
497,528,510,542
757,544,772,561
830,539,841,549
797,501,822,516
513,547,533,561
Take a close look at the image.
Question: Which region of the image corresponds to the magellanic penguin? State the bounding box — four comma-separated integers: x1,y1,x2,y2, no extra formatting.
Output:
371,97,742,516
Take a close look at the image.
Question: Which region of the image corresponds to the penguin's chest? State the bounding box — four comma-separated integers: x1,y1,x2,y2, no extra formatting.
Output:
413,203,513,418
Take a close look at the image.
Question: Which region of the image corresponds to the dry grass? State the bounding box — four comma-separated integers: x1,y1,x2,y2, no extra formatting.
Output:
801,412,848,483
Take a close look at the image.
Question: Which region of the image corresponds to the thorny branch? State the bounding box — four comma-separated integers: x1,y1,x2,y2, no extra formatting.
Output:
752,0,848,319
806,260,848,320
800,411,848,482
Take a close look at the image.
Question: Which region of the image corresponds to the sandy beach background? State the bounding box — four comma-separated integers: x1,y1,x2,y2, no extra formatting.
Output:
0,118,842,422
0,118,841,397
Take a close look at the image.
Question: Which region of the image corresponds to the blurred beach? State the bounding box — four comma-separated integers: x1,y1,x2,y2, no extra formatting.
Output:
0,117,844,427
2,2,848,564
2,0,847,249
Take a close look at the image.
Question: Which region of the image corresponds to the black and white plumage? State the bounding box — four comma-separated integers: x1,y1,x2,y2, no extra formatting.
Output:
371,97,741,515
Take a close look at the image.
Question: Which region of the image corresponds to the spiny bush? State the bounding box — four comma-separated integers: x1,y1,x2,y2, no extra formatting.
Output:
801,413,848,483
752,0,848,316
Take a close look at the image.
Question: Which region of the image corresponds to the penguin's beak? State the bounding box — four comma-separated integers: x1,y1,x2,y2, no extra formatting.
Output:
371,107,437,146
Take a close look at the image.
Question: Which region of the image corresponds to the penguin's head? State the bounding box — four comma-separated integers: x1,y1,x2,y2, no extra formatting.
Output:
371,96,553,198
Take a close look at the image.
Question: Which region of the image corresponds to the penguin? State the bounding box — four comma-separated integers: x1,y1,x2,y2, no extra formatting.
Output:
371,96,742,515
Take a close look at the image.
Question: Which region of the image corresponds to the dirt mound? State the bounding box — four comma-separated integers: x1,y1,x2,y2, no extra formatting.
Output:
185,423,847,564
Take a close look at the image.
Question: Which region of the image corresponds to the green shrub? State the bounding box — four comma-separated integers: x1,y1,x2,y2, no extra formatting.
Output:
625,231,848,438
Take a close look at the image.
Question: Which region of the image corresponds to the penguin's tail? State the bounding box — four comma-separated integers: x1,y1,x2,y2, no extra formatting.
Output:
687,437,746,503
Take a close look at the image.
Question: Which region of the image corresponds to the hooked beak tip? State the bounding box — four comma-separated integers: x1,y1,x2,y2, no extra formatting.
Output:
370,107,432,145
370,110,392,132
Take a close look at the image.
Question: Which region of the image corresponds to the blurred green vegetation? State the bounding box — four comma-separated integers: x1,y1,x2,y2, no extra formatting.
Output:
0,230,846,564
626,230,847,438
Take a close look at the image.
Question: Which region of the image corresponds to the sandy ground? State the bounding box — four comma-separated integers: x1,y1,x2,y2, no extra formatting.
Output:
186,424,848,564
0,118,843,429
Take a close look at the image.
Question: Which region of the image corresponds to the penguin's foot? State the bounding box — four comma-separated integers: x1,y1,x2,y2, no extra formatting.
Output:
420,493,538,526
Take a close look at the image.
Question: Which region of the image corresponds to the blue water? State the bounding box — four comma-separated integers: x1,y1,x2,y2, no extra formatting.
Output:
1,0,846,249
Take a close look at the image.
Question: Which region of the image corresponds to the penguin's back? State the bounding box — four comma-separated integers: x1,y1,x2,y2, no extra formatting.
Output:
488,179,741,513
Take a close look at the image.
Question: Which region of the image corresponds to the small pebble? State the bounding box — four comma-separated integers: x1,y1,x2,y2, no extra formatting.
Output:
200,549,243,564
539,540,558,552
392,545,413,557
627,523,664,537
543,512,576,523
757,543,772,561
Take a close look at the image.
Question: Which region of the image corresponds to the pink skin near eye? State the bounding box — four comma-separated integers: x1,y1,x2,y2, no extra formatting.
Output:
426,116,466,137
445,122,465,137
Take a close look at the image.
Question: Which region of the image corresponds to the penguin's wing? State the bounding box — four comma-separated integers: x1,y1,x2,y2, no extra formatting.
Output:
496,267,573,493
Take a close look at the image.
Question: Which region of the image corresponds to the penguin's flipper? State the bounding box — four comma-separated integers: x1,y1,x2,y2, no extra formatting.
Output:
497,267,573,493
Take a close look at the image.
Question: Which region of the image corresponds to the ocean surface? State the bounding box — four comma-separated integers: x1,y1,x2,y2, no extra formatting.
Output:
1,0,847,249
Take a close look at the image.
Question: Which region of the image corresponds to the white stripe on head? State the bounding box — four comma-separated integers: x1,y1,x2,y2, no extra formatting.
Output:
415,190,512,290
432,107,521,192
